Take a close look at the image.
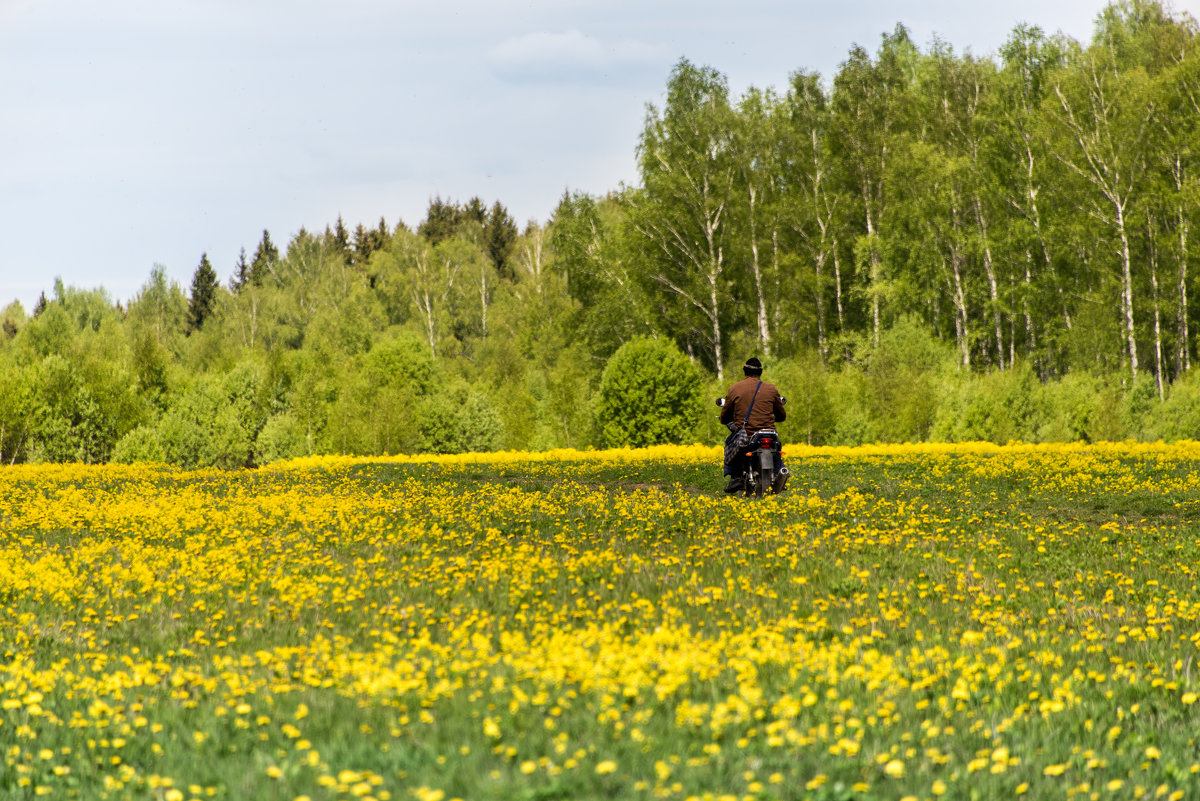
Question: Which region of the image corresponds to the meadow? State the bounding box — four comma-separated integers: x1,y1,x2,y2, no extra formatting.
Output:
2,442,1200,801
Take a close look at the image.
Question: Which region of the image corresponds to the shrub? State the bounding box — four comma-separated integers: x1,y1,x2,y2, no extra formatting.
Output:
329,332,437,455
862,316,953,442
1143,371,1200,441
112,425,165,464
827,369,878,446
931,361,1042,443
593,337,702,448
1034,372,1129,443
155,364,266,468
418,386,504,454
27,354,114,463
255,413,309,464
768,354,836,446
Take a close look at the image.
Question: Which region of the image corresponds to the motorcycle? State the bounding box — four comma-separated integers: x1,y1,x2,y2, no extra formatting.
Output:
716,398,789,497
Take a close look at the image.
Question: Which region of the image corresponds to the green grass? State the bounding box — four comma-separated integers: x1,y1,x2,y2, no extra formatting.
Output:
2,446,1200,800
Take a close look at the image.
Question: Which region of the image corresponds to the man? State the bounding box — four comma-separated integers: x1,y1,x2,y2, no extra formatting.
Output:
721,357,786,493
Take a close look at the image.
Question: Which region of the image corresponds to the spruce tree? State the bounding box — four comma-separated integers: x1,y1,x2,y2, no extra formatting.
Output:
463,196,488,226
230,248,249,292
333,215,351,263
348,218,390,267
248,230,278,286
485,201,518,280
351,223,369,266
418,197,461,245
187,253,219,333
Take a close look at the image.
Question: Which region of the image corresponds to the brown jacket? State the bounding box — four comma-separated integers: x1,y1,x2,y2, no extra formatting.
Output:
721,375,785,432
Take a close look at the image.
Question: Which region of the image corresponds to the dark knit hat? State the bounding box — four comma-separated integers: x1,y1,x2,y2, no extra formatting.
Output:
743,357,763,375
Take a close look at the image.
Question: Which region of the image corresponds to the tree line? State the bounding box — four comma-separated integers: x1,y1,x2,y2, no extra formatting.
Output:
3,0,1200,467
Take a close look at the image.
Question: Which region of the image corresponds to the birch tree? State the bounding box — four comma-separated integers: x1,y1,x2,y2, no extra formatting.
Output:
632,59,741,378
1046,41,1155,379
732,86,781,356
829,26,917,348
997,25,1070,372
780,70,845,358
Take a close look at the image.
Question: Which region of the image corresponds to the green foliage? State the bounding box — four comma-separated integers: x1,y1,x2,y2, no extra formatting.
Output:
131,328,170,409
633,59,741,376
111,425,166,464
230,248,250,292
186,252,220,333
353,218,391,267
827,369,879,446
324,332,436,456
860,317,953,442
363,330,435,388
0,357,32,463
154,364,266,469
549,191,650,358
1146,370,1200,440
248,229,279,287
485,201,518,279
27,355,114,463
418,196,461,245
255,413,309,464
418,387,504,454
931,361,1044,443
0,300,25,342
126,267,188,361
769,354,837,446
536,347,597,450
13,4,1200,464
19,299,75,360
1033,372,1127,443
593,337,702,447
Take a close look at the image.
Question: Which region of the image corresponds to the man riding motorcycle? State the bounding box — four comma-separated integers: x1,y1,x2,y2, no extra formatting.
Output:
721,357,787,494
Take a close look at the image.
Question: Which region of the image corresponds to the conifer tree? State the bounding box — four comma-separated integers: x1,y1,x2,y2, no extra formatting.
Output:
352,217,390,267
186,253,219,333
333,215,351,263
248,230,278,287
230,248,249,292
485,201,518,280
463,197,488,226
419,197,461,245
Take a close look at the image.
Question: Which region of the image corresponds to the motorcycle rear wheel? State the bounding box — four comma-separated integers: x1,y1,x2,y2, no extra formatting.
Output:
751,467,766,498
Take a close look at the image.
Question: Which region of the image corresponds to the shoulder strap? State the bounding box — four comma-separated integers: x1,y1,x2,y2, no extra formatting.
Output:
742,381,763,427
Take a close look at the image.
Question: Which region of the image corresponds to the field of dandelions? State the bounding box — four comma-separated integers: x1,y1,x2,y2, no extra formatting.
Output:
3,442,1200,801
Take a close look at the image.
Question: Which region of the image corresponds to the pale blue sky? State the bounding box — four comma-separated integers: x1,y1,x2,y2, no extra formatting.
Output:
2,0,1187,311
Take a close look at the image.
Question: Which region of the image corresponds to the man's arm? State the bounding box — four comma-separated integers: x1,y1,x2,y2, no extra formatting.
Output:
772,391,786,423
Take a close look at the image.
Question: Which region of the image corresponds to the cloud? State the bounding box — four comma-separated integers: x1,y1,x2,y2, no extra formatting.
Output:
487,29,669,84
